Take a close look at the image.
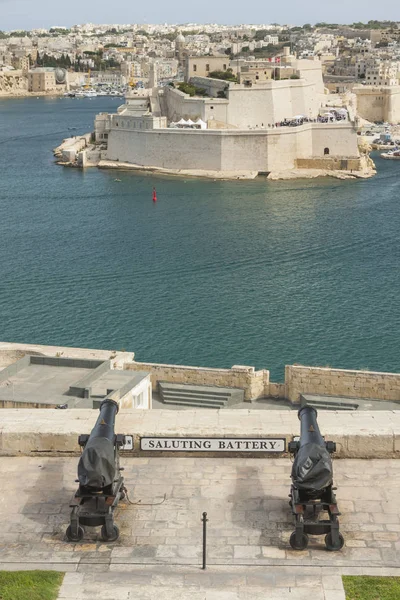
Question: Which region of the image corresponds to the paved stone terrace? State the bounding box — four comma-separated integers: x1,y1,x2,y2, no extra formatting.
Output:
0,456,400,598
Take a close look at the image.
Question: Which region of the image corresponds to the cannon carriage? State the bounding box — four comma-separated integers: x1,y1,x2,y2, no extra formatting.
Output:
288,406,344,551
66,398,126,542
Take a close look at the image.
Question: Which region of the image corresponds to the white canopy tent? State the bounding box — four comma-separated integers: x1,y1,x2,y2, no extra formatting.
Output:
195,118,207,129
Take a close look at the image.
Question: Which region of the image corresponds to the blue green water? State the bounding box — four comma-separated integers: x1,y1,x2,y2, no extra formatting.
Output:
0,96,399,381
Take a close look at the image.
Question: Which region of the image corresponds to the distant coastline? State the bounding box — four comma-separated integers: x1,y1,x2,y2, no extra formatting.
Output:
0,90,64,99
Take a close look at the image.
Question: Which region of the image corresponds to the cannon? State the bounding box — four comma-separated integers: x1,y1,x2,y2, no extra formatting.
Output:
66,399,126,542
288,406,344,551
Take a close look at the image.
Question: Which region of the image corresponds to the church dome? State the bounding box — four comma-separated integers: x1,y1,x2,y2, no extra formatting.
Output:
175,33,185,44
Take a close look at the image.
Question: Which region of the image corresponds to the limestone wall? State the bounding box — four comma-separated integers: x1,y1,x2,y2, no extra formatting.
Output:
1,408,400,458
163,85,229,124
354,86,400,124
311,123,359,157
106,123,358,174
124,361,269,401
227,80,320,128
286,365,400,404
296,157,361,171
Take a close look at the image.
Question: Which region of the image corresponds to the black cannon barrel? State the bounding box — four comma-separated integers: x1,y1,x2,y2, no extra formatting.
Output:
298,406,325,447
78,399,119,491
291,405,333,495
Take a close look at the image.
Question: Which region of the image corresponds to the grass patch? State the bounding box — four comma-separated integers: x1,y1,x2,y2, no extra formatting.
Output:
0,571,64,600
343,576,400,600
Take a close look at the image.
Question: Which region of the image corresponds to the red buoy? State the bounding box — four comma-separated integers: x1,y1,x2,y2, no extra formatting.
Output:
152,187,157,202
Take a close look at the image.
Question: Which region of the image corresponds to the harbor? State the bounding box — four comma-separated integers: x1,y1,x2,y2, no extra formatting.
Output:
0,96,399,381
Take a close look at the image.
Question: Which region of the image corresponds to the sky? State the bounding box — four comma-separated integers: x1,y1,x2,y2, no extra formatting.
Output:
1,0,399,31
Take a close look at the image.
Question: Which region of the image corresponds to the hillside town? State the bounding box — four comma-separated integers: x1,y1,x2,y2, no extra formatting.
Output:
2,20,400,177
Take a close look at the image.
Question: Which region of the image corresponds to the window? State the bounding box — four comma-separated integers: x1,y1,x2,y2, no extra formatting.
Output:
206,64,210,72
256,75,259,80
193,64,197,72
210,106,214,109
324,147,330,155
223,64,226,70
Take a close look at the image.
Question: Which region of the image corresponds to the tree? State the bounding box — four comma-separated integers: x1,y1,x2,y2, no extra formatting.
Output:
178,82,207,97
208,69,237,82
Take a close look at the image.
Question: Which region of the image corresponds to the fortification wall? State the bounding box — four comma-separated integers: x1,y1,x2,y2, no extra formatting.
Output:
106,123,358,174
286,365,400,404
388,87,400,124
124,361,269,401
354,86,400,124
227,80,319,128
163,86,229,124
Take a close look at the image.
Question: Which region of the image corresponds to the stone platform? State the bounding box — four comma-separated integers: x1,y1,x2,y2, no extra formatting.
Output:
1,456,400,599
1,408,400,458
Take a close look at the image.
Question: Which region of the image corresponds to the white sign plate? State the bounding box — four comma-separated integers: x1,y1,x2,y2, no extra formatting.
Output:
140,437,285,452
122,435,134,451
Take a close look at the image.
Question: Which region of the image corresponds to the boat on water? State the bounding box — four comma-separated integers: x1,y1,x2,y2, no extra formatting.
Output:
83,90,98,98
381,149,400,160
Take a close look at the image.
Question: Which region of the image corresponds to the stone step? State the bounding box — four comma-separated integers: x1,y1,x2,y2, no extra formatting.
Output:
158,381,244,409
162,396,225,409
301,394,358,411
159,381,238,397
160,389,230,401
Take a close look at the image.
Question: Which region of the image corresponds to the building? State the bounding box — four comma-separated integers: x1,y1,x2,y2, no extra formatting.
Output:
28,68,57,92
365,61,398,86
175,32,186,66
185,56,229,81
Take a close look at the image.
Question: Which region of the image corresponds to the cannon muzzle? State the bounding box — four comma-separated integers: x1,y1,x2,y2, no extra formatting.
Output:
77,399,119,491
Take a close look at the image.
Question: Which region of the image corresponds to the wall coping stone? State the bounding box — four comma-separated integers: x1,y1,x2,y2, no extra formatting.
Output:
1,409,400,459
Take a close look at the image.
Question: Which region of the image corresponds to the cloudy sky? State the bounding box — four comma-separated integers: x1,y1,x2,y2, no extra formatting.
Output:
1,0,399,31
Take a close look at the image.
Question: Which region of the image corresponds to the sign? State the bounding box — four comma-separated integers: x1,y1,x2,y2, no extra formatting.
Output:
140,437,285,452
122,435,134,451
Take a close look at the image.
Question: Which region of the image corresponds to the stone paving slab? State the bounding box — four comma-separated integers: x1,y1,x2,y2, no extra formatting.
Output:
57,565,345,600
0,456,400,597
1,409,400,457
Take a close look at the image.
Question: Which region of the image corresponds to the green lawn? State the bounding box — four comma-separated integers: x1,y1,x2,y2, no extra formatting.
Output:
343,576,400,600
0,571,64,600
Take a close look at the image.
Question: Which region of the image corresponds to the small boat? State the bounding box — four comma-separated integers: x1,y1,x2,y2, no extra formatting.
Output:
381,149,400,159
114,178,121,182
83,90,97,98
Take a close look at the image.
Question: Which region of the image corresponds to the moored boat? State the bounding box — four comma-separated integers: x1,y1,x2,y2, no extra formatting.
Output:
381,149,400,160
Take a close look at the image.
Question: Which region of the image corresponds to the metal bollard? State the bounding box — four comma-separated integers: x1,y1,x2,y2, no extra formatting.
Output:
202,511,208,570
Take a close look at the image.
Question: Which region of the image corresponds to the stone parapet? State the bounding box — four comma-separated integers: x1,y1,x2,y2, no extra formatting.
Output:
124,361,269,401
286,365,400,404
0,408,400,459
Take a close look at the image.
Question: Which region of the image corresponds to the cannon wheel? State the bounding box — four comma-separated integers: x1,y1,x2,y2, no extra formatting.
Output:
289,531,309,551
101,524,120,542
66,525,84,542
325,532,344,551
